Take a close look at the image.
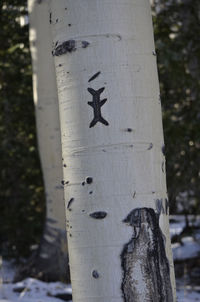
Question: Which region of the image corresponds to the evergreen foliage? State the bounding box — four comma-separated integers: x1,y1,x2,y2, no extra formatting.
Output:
0,0,45,258
152,0,200,214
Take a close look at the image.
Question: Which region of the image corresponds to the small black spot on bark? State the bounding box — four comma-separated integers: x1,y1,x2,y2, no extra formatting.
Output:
63,164,67,167
89,191,93,194
52,40,76,56
86,177,93,184
148,143,153,150
67,198,74,210
89,211,107,219
68,23,71,26
92,270,99,279
132,191,136,198
61,180,69,185
126,128,133,132
49,12,52,24
82,181,85,186
88,71,101,82
56,18,58,23
59,64,62,67
82,41,90,48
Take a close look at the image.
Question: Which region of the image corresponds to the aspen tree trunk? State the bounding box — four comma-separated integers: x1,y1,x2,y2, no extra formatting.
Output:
25,0,69,281
50,0,176,300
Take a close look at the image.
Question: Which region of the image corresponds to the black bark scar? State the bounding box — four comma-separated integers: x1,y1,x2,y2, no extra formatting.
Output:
89,211,107,219
87,87,109,128
121,207,173,302
67,198,74,210
52,40,76,56
88,71,101,82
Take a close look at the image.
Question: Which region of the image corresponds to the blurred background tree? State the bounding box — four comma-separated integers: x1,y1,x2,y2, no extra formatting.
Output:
0,0,45,259
0,0,199,261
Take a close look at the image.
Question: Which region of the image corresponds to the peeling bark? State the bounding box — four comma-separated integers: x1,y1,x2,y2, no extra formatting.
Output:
121,208,173,302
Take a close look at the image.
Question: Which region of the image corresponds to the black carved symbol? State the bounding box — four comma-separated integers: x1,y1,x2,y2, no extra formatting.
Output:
87,87,109,128
121,208,173,302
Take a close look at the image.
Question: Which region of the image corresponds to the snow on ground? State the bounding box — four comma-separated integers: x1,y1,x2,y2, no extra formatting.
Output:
0,277,72,302
176,288,200,302
172,236,200,260
0,216,199,302
170,215,200,260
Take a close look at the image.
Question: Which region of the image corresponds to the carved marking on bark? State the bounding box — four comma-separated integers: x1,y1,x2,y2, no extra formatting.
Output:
89,211,107,219
121,207,173,301
87,87,109,128
88,71,101,82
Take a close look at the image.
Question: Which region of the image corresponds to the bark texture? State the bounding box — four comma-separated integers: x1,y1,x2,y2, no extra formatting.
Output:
24,0,69,281
50,0,176,300
121,208,173,301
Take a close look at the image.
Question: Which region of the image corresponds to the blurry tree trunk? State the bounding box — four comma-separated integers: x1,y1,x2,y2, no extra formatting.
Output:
20,0,69,282
50,0,176,300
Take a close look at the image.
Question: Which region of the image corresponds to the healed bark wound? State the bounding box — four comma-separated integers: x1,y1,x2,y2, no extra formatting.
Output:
121,208,173,301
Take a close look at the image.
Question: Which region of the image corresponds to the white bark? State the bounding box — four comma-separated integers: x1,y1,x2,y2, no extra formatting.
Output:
50,0,176,300
28,0,68,280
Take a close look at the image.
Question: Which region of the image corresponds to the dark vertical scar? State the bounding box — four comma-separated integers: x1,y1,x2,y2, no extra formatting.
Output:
87,87,109,128
67,198,74,210
121,207,173,301
162,145,165,156
156,198,165,215
88,71,101,82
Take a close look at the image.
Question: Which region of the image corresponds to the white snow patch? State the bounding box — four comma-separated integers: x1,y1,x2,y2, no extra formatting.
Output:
0,277,72,302
172,236,200,260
